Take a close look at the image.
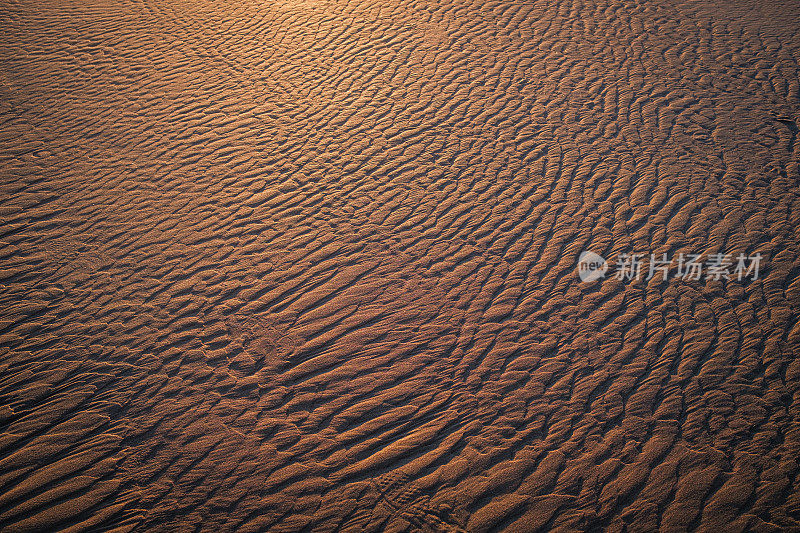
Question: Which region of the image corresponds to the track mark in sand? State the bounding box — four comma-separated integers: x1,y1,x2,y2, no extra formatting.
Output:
357,470,468,532
223,314,296,377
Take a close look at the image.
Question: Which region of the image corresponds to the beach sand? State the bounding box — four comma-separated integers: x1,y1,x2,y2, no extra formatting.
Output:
1,0,799,530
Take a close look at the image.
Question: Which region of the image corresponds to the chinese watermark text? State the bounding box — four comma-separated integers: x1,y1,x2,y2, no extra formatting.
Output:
578,251,762,282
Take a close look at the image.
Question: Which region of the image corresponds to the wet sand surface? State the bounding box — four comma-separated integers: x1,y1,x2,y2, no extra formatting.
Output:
1,0,800,531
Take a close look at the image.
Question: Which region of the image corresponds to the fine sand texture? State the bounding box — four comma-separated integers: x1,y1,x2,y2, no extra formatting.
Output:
1,0,800,531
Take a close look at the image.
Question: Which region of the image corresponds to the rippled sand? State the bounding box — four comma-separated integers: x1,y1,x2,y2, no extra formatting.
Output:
1,0,799,531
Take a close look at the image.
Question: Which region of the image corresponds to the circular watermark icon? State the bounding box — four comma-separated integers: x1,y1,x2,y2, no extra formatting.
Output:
578,251,607,282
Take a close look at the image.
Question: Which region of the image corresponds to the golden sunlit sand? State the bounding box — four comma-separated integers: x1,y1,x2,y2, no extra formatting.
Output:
1,0,799,530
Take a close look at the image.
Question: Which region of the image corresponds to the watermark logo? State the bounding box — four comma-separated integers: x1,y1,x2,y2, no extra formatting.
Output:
578,251,762,283
578,251,608,282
